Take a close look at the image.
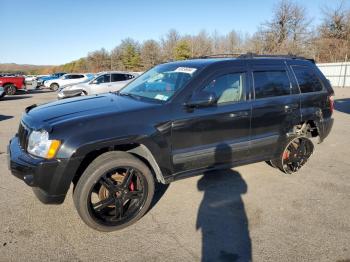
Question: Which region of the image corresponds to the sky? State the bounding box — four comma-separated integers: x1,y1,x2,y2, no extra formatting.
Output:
1,0,349,65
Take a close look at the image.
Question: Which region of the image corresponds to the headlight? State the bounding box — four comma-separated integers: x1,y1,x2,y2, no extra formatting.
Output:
27,130,61,159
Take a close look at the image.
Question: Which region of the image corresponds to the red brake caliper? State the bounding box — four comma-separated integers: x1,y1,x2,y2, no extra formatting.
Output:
282,150,290,160
129,181,135,191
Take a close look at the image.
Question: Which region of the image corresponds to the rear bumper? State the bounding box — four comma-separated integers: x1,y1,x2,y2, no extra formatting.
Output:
320,117,334,142
7,137,81,204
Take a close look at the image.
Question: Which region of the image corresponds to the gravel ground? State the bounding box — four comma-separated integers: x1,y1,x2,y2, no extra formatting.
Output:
0,88,349,262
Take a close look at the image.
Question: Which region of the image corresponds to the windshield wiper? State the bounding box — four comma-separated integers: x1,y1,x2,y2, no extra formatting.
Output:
117,91,141,100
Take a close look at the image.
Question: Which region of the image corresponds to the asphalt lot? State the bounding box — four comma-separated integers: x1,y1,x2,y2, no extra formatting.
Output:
0,89,349,262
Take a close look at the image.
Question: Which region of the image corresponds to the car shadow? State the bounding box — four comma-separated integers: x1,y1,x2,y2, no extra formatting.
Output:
28,89,54,94
335,98,350,114
0,115,14,121
1,95,32,101
197,144,251,262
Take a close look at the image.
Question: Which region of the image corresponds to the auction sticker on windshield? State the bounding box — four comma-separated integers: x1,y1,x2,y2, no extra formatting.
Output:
174,67,197,74
154,94,169,101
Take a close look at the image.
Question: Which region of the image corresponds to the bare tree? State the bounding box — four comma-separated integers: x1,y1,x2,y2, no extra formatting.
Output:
315,2,350,62
87,48,111,72
256,0,311,54
161,29,181,60
141,40,161,69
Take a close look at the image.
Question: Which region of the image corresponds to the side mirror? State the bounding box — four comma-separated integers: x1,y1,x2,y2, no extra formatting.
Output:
91,80,98,85
185,91,217,108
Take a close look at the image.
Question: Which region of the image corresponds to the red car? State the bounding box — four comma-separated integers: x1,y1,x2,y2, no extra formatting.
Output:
0,76,25,95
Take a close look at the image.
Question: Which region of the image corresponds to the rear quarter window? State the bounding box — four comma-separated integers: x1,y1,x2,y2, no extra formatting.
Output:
292,66,324,93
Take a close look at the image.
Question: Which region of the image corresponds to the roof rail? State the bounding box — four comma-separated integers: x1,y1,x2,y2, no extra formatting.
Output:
198,53,246,58
193,52,315,63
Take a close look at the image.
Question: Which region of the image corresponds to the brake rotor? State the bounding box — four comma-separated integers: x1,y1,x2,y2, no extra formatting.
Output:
98,172,125,204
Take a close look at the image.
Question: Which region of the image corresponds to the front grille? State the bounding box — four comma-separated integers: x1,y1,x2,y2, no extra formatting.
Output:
18,122,29,149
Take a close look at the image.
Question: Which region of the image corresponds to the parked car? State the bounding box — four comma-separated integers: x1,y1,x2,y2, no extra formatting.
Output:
8,54,334,231
36,72,66,87
24,75,38,90
0,75,26,95
57,72,139,99
44,73,90,91
0,86,5,99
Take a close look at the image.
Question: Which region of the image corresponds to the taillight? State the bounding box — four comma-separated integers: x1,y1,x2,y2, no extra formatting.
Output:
329,95,334,114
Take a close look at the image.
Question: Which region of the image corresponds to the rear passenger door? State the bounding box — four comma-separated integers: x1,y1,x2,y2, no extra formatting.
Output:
249,62,301,160
289,64,330,120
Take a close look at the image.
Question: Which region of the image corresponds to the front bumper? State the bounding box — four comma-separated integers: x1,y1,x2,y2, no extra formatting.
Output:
57,89,84,99
7,137,81,204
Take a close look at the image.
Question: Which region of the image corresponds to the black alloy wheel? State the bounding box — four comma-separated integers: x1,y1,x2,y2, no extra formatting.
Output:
73,151,155,231
271,137,314,174
88,166,148,227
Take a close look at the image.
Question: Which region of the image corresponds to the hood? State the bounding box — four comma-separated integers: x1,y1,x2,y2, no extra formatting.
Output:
22,93,158,130
40,76,56,81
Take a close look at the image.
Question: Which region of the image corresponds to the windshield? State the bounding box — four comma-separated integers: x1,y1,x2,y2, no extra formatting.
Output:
120,64,199,102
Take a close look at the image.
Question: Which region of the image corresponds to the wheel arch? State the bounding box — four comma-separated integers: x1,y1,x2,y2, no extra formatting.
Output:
72,143,166,190
2,82,14,87
288,119,321,140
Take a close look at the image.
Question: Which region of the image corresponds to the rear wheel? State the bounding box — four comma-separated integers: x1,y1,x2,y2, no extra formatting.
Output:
4,84,17,95
270,137,314,174
73,151,155,232
50,83,59,91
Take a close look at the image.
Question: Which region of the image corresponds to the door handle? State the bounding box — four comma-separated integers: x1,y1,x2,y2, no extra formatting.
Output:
229,111,249,118
284,104,298,112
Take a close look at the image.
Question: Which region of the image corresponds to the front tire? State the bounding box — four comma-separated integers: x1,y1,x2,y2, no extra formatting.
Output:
73,151,155,232
4,84,17,95
50,83,59,91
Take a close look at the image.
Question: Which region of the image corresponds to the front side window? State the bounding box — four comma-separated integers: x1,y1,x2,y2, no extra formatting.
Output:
253,71,291,99
292,66,323,93
62,75,71,79
120,64,200,101
203,73,246,104
94,74,111,84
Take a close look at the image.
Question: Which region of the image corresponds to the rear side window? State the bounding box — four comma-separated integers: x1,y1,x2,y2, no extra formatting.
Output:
203,72,246,104
111,74,128,82
69,75,82,79
253,71,291,99
292,66,323,93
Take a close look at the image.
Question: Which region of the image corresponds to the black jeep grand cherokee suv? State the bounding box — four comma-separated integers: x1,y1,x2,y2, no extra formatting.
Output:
8,54,334,231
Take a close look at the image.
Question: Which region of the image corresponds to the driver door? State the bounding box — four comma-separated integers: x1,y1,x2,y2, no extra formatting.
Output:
171,67,251,173
91,74,111,94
